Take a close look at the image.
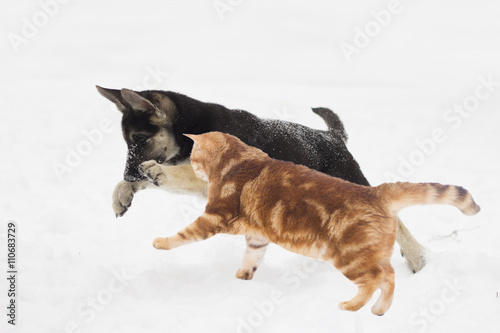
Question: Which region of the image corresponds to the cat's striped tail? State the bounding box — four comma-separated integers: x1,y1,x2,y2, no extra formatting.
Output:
376,182,480,216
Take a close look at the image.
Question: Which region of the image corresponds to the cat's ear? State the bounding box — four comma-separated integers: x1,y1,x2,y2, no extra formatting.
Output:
185,134,208,150
184,134,203,143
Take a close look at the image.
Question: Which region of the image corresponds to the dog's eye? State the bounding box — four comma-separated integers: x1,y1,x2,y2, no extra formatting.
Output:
133,134,149,143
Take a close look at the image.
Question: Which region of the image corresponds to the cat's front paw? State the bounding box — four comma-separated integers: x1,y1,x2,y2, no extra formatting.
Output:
140,160,167,187
338,300,363,312
112,181,135,217
153,237,171,250
235,267,257,280
338,301,354,312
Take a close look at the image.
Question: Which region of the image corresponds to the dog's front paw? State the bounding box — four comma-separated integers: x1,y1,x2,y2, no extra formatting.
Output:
140,160,167,187
153,237,171,250
112,181,135,217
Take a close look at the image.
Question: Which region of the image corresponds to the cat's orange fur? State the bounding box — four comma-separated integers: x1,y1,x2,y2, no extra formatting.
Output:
153,132,480,315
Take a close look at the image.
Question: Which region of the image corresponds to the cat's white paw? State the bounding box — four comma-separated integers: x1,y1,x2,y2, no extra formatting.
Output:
235,267,257,280
371,304,387,316
153,237,171,250
338,301,351,311
338,300,363,312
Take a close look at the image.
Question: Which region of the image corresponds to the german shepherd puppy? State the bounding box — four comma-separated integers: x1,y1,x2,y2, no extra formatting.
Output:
96,86,426,272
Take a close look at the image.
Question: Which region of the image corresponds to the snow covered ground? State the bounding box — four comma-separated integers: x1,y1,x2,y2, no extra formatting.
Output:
1,0,499,332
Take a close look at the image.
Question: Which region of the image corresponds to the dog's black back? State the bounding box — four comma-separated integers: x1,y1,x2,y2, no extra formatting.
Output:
162,91,369,186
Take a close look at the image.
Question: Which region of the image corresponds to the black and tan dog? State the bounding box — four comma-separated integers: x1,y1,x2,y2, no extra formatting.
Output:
97,86,426,272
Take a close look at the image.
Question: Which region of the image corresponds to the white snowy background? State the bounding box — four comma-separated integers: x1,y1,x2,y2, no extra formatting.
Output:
1,0,499,332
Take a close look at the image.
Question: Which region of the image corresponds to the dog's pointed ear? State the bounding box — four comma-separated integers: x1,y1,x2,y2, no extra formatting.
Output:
96,85,128,113
121,89,167,124
121,89,156,113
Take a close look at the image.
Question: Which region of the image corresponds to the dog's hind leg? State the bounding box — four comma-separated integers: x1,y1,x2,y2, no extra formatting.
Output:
396,218,426,273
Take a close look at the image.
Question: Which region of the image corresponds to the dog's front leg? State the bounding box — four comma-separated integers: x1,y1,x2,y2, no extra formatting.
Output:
112,180,151,217
140,160,209,197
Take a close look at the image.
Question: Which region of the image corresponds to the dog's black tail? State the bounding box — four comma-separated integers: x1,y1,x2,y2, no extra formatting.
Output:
312,107,348,142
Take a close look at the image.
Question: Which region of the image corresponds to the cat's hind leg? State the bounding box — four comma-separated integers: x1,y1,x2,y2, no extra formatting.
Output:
236,235,269,280
338,266,384,313
371,260,395,316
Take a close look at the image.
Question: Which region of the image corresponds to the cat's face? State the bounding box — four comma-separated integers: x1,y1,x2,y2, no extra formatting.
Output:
185,132,228,182
190,140,209,182
186,132,270,183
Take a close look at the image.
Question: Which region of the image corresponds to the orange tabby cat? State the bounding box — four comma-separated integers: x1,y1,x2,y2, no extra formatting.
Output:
153,132,480,315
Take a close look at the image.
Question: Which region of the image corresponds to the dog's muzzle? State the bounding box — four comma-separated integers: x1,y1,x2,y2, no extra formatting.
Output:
124,164,147,182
